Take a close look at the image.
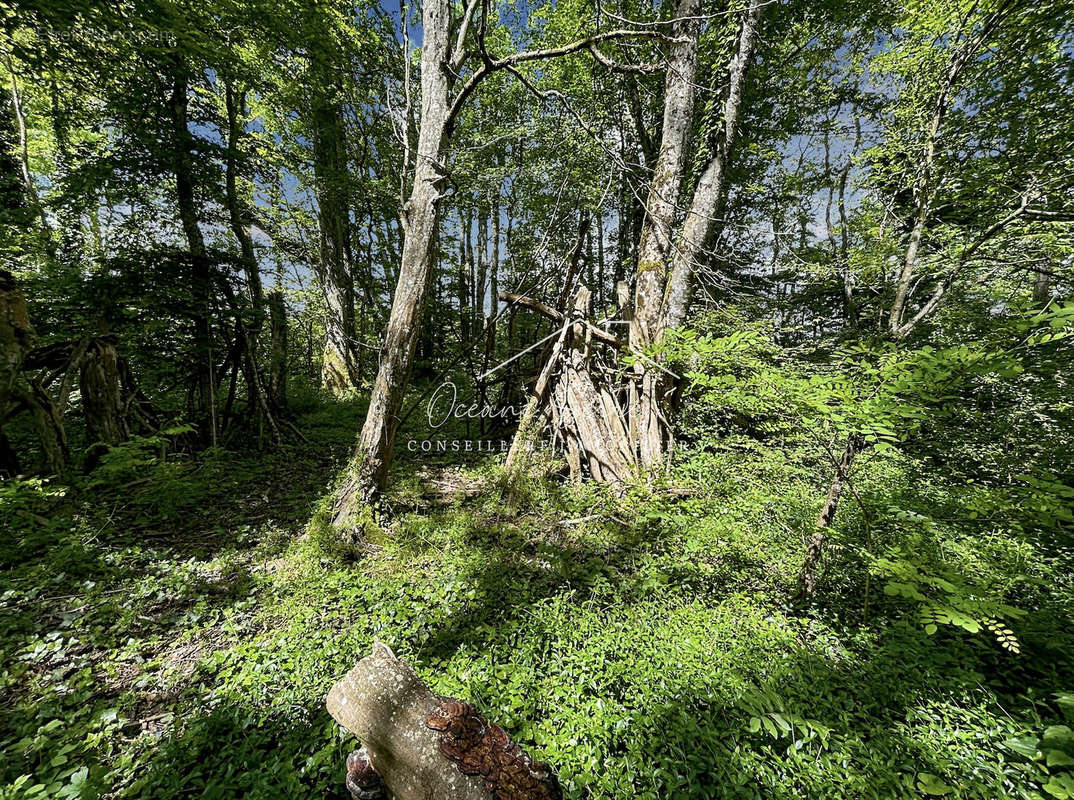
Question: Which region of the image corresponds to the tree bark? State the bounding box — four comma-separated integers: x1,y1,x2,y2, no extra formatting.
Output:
1032,267,1050,303
0,269,67,474
313,81,358,396
630,0,702,354
268,290,289,410
328,643,493,800
168,65,215,442
80,336,128,448
458,212,471,348
662,0,761,331
629,0,762,471
797,434,863,598
224,82,265,318
327,643,560,800
334,0,452,517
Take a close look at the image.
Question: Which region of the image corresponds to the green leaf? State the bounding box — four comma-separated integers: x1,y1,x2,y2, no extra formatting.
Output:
916,773,954,795
1045,726,1074,744
1046,749,1074,767
1004,736,1041,758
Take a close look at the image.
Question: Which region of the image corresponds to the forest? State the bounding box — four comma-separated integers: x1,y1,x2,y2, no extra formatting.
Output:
1,0,1073,797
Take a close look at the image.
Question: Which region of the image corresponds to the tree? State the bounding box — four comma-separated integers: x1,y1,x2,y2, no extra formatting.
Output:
332,0,670,517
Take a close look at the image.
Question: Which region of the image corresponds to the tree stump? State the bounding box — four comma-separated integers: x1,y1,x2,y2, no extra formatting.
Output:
326,643,560,800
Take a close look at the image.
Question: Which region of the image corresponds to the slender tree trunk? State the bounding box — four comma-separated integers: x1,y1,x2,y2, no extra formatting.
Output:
630,0,762,470
484,199,499,424
887,4,1013,337
169,67,215,442
458,212,471,347
225,80,282,435
477,207,488,332
268,290,289,410
333,0,452,518
1,269,67,474
489,200,499,357
503,316,571,483
224,82,265,317
0,88,36,256
797,434,863,598
6,63,50,238
595,214,605,309
313,82,357,395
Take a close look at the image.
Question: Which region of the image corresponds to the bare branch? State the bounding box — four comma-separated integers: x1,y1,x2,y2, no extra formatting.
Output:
444,28,680,133
1026,207,1074,222
499,291,625,349
587,42,663,73
449,0,482,72
894,197,1031,339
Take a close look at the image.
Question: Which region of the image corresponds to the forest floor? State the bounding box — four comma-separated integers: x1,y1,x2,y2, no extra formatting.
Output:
1,397,1072,800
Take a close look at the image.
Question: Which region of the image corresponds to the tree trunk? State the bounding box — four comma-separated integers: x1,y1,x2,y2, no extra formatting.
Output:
80,336,128,448
268,290,289,410
662,0,761,332
168,66,215,443
24,379,68,474
476,207,488,337
313,82,357,396
630,0,702,355
1032,268,1050,303
0,87,36,249
328,644,561,800
1,268,34,475
1,269,67,474
224,80,283,437
488,199,499,365
503,317,571,482
629,0,762,471
333,0,452,519
458,213,471,348
797,434,863,598
224,82,265,318
887,5,1012,337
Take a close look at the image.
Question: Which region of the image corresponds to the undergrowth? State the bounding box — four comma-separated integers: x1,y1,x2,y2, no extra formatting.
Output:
1,399,1072,799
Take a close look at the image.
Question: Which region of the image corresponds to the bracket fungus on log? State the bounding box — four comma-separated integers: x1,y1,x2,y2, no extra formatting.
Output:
326,643,561,800
426,699,561,800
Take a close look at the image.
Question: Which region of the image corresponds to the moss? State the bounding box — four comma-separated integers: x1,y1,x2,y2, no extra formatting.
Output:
306,465,384,561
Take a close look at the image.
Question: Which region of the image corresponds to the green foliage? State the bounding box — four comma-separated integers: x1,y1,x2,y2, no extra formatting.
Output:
4,391,1072,799
1003,694,1074,799
1,0,1073,798
86,425,195,486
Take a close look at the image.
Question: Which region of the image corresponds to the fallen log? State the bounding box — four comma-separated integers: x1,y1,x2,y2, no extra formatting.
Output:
327,643,560,800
